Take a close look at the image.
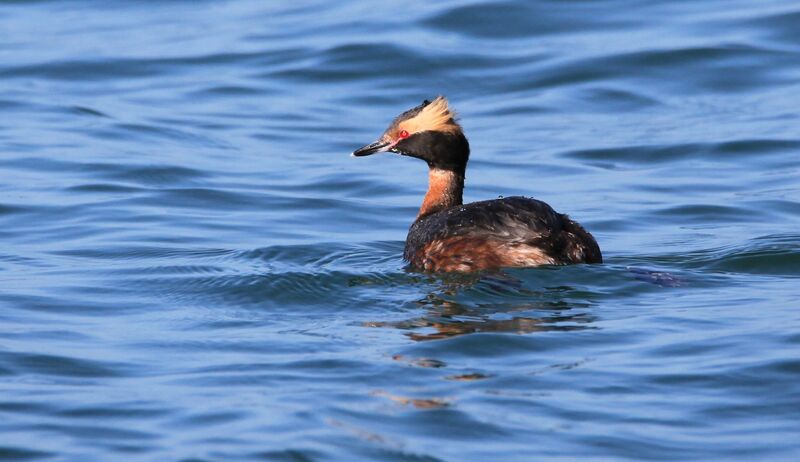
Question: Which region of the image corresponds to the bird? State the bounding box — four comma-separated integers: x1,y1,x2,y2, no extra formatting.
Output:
352,96,602,272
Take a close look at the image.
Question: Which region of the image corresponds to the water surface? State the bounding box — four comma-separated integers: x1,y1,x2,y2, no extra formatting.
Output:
1,1,799,460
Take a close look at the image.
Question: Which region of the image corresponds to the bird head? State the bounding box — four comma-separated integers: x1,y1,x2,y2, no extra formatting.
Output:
353,96,470,175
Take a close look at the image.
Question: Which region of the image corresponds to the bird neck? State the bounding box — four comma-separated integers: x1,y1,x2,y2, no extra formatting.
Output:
418,168,464,219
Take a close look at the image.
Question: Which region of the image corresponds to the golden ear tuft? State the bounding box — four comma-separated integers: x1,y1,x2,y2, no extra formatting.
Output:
401,96,460,135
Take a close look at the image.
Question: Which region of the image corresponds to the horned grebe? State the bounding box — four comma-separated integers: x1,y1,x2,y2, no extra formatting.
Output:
353,96,601,272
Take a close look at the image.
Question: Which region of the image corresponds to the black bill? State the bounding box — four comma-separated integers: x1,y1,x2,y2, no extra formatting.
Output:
352,140,390,157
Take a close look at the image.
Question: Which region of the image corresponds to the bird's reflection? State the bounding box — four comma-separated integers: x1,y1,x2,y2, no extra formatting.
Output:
365,272,597,341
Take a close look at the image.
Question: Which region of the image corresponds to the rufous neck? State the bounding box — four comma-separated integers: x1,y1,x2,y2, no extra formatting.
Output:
418,168,464,219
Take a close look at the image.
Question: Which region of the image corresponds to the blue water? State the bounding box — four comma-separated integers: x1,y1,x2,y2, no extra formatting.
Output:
2,1,799,460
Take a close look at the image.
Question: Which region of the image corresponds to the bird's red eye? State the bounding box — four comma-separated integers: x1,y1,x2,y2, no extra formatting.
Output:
398,129,409,139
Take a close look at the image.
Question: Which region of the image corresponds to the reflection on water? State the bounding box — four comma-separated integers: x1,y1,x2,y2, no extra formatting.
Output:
366,276,596,341
372,390,452,410
444,372,492,381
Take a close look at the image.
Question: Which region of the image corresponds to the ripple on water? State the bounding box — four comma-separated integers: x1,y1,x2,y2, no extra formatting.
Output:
0,447,54,462
564,138,800,167
0,351,138,379
423,1,634,38
699,234,800,276
77,242,413,310
744,8,800,45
